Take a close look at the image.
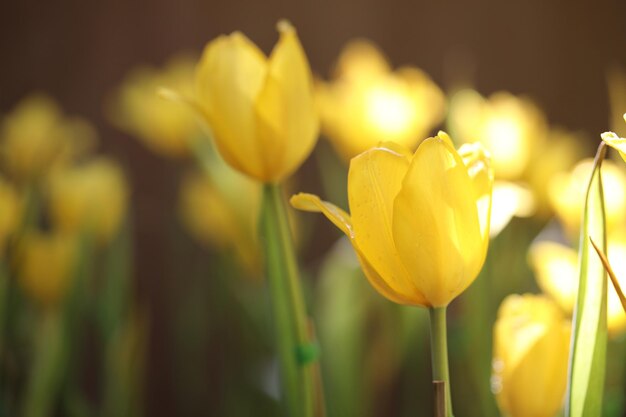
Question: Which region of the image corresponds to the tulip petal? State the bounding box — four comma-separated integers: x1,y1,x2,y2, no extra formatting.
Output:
196,32,268,179
348,143,427,305
601,131,626,163
290,193,420,305
457,141,494,241
392,136,484,307
254,22,319,182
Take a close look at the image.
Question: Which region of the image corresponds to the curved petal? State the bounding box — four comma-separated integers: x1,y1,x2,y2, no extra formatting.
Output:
392,136,484,307
290,193,422,305
348,143,427,305
195,32,268,179
255,21,319,182
601,131,626,163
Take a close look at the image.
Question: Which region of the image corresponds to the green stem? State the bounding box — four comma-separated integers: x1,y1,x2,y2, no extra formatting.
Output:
429,306,453,417
260,183,315,417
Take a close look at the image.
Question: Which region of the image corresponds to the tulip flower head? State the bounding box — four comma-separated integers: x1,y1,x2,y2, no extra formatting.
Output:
195,21,319,183
529,238,626,336
17,231,78,307
316,40,445,161
110,55,201,158
0,95,95,181
548,158,626,241
291,132,493,307
47,158,129,243
492,294,570,417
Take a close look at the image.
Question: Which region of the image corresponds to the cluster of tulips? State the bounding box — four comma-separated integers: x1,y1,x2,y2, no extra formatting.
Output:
2,19,626,417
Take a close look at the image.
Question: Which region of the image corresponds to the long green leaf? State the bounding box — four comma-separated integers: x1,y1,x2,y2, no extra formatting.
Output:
566,143,608,417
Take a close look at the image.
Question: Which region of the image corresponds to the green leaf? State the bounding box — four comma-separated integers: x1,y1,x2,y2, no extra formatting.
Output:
566,143,608,417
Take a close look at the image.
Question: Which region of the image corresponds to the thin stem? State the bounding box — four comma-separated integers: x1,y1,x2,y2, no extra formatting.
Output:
429,306,453,417
260,183,315,417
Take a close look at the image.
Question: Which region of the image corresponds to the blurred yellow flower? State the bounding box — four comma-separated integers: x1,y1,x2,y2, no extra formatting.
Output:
291,132,493,307
179,158,261,273
17,231,77,307
47,158,128,243
448,90,548,181
0,94,95,180
195,21,319,183
489,181,535,237
492,294,570,417
0,176,21,255
316,40,445,161
110,55,201,158
529,238,626,336
548,158,626,241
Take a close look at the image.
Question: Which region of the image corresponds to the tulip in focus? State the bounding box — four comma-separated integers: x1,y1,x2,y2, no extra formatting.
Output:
316,40,445,161
17,231,78,307
195,21,319,183
110,55,201,158
0,94,95,180
291,132,493,307
47,158,129,243
492,294,570,417
548,158,626,241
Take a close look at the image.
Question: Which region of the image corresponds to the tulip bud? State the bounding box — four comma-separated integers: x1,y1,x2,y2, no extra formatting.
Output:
195,21,319,183
492,294,570,417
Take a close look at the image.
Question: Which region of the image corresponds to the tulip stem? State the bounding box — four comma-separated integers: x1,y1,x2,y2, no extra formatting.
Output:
260,183,316,417
429,306,453,417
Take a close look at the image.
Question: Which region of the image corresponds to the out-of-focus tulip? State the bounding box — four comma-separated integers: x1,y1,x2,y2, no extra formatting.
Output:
448,90,548,180
179,158,261,273
529,239,626,336
17,231,77,307
316,40,445,161
489,181,535,237
291,132,493,307
0,176,21,255
110,55,201,158
492,294,570,417
548,158,626,241
47,158,128,243
0,94,95,180
195,21,319,183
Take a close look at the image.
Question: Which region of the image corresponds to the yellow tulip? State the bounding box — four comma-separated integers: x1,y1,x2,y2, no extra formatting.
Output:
448,89,548,181
0,94,95,180
179,162,261,274
195,21,319,183
489,181,535,237
602,128,626,164
316,40,445,161
548,158,626,241
110,55,201,158
528,239,626,336
492,294,570,417
0,176,21,256
291,132,493,307
47,158,128,243
17,231,77,307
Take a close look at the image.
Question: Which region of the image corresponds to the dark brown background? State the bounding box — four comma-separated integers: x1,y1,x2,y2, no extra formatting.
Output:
1,0,625,415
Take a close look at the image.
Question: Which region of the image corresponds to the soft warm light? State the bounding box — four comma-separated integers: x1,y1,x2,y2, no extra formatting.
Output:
549,159,626,241
490,181,535,237
365,83,416,139
607,236,626,334
484,117,526,176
